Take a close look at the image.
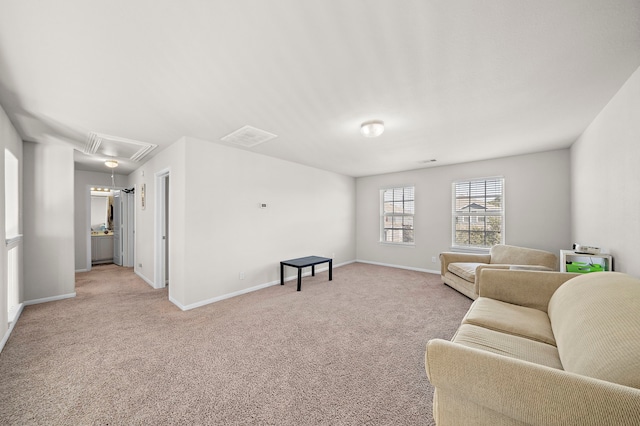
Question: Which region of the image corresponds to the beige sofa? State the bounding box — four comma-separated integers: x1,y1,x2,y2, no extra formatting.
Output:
425,269,640,425
439,244,558,299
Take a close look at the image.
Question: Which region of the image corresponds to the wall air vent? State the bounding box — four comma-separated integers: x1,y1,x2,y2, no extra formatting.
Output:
84,132,158,162
221,125,277,148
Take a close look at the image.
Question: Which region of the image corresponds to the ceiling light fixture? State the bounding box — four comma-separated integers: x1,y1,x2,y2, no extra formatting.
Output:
360,120,384,137
105,159,119,168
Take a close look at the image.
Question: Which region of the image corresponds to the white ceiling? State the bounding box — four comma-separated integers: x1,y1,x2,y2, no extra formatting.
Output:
1,1,639,177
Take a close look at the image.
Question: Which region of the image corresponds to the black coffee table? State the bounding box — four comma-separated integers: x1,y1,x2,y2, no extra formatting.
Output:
280,256,333,291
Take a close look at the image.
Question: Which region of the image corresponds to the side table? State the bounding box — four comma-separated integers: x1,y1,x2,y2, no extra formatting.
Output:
280,256,333,291
559,249,612,272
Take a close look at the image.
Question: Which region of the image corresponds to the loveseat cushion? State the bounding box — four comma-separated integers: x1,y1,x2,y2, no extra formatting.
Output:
447,262,484,282
452,324,563,369
548,272,640,389
463,297,556,345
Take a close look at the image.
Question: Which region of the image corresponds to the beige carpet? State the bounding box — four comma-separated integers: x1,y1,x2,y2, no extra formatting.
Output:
0,262,471,425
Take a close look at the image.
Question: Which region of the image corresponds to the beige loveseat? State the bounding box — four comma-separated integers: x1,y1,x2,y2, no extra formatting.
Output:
439,244,557,299
425,269,640,425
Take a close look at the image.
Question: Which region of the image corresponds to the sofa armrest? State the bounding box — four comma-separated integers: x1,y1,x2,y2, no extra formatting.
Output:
425,339,640,425
439,252,491,277
477,269,579,312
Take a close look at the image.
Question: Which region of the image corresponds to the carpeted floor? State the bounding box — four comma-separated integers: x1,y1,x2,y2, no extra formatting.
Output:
0,262,471,425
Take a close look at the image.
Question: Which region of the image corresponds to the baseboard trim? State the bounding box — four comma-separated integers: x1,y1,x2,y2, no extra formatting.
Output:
135,270,155,288
75,268,89,273
24,292,76,306
170,280,280,311
0,303,24,354
171,260,356,311
355,259,440,275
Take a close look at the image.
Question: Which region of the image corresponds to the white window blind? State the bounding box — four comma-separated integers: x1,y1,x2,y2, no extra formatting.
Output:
452,178,504,248
381,186,414,244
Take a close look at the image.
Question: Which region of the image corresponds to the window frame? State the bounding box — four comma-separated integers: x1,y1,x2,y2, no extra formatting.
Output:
380,185,415,246
451,177,505,249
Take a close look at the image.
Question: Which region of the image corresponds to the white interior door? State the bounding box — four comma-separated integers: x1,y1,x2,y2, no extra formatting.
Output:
113,190,123,266
155,169,169,288
122,191,135,267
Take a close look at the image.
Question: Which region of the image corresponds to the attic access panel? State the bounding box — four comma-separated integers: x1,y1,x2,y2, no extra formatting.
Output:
85,132,158,162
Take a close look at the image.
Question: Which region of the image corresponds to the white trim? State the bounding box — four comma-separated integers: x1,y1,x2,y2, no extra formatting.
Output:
378,242,415,248
0,303,24,353
154,168,170,289
5,234,22,248
8,302,24,327
24,292,76,306
135,270,155,288
449,246,491,254
85,184,92,272
170,281,280,311
170,260,356,311
75,268,90,273
355,259,440,275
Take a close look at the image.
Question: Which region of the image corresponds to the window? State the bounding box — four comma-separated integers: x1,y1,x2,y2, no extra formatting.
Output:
452,178,504,248
5,149,20,322
5,149,19,238
381,186,414,244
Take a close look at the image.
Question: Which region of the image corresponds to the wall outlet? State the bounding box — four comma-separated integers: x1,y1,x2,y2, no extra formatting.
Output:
431,257,437,263
138,263,143,268
239,272,245,280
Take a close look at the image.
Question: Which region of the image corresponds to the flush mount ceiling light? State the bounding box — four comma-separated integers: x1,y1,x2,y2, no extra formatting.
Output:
360,120,384,137
104,159,119,168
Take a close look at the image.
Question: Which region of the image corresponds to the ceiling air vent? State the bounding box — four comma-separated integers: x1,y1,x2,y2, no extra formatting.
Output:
84,132,102,154
84,132,158,162
221,125,277,148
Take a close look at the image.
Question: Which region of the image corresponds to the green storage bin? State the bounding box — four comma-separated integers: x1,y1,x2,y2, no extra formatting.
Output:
566,262,604,273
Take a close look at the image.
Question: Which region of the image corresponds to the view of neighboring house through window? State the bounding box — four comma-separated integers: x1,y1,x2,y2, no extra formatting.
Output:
381,186,414,244
452,177,504,248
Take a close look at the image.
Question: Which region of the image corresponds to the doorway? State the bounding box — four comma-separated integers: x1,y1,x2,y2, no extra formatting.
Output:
155,169,170,289
86,185,135,270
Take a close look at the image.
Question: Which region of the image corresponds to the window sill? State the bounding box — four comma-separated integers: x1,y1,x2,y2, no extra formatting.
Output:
6,234,22,249
449,246,490,254
380,242,415,248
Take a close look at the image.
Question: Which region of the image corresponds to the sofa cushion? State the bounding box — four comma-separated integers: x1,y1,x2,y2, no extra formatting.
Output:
548,272,640,389
490,244,557,269
447,262,484,282
463,297,556,345
452,324,563,369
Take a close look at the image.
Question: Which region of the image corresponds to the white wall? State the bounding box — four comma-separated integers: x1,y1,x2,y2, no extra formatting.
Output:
181,137,356,307
74,170,127,271
356,149,572,271
571,65,640,277
128,137,187,298
23,142,75,302
0,104,23,342
130,136,356,309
